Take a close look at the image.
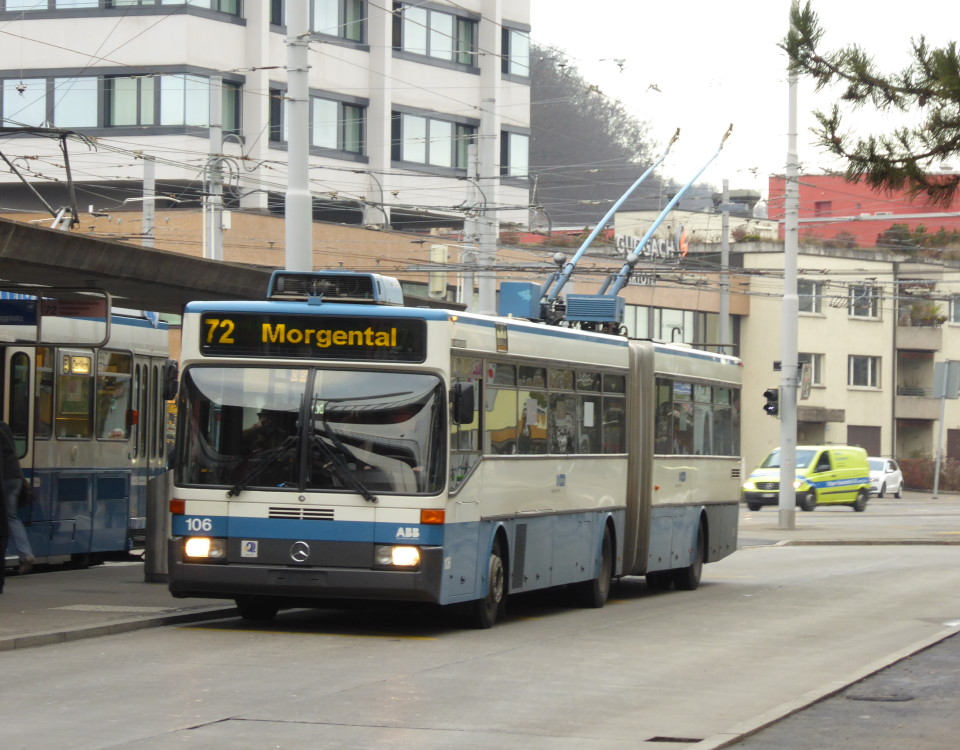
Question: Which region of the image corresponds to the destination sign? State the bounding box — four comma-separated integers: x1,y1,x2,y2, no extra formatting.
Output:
200,313,427,362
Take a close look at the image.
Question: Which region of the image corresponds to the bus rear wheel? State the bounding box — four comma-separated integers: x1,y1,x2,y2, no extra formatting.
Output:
573,525,613,608
470,538,506,629
673,521,705,591
235,596,280,622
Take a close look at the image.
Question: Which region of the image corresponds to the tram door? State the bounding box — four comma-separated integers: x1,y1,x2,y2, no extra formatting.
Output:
1,347,43,558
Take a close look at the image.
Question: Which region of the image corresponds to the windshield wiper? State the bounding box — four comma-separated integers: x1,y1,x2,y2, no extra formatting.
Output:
310,430,378,504
227,434,299,497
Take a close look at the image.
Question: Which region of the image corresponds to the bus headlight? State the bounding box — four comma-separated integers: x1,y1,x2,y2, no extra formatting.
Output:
184,537,227,560
375,545,421,568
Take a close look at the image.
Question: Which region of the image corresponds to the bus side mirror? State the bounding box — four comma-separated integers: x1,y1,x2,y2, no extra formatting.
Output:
451,382,475,425
163,359,179,401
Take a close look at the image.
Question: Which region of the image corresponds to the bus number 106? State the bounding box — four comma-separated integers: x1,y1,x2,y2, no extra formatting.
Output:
185,517,214,533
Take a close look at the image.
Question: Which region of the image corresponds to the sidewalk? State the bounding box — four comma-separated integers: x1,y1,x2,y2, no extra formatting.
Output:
0,561,234,652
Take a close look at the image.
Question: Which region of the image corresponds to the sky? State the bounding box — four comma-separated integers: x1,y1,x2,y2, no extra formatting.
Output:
529,0,954,206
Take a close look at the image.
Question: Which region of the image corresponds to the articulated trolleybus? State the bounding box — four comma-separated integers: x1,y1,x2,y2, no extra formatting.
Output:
168,270,742,627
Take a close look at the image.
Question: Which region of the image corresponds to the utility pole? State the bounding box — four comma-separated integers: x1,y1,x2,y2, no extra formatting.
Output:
778,67,800,530
142,155,155,248
207,75,223,261
476,97,498,315
284,0,312,270
719,178,730,353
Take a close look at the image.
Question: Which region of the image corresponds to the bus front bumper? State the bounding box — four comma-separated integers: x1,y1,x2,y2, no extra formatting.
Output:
167,538,444,605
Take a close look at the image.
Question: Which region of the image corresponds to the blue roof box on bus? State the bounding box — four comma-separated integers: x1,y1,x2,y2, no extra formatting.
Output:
266,270,404,305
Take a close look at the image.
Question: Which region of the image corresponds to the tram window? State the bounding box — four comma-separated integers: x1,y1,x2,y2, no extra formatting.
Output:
151,363,161,458
96,350,132,440
56,351,93,439
8,352,30,457
517,390,547,454
131,363,141,458
139,363,148,458
35,346,53,440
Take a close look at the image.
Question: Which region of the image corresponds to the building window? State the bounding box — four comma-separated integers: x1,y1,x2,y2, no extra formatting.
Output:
4,1,241,11
849,355,880,388
951,295,960,324
814,200,832,216
311,0,364,42
311,96,364,154
395,3,477,66
798,352,823,386
1,78,46,127
501,131,529,178
502,28,530,77
52,76,98,127
798,279,823,314
392,112,474,169
848,284,881,319
106,76,156,126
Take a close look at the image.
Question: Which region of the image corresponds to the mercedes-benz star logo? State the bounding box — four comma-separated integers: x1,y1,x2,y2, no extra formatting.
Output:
290,541,310,562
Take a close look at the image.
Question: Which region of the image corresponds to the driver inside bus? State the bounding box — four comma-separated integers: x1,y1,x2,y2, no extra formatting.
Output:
242,409,294,453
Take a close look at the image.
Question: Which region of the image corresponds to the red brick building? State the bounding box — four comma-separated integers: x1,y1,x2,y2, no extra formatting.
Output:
767,174,960,249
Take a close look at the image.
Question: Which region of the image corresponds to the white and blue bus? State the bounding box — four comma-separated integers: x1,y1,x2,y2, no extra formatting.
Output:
168,271,741,627
2,293,174,568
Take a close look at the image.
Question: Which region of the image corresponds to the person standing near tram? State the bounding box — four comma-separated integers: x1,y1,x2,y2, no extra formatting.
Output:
1,420,34,575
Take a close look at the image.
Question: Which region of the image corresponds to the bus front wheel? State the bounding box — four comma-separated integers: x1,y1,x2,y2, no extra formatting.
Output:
799,491,817,512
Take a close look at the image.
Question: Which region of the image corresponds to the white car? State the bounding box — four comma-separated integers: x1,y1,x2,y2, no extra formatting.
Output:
868,457,903,498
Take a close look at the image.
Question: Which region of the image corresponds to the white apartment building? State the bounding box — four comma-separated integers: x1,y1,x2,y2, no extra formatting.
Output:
0,0,530,233
739,244,960,473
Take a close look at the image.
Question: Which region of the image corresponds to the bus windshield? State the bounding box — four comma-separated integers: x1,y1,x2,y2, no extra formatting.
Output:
176,366,446,495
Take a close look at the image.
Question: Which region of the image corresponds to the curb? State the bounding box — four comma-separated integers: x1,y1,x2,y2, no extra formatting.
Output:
0,605,237,653
694,624,960,749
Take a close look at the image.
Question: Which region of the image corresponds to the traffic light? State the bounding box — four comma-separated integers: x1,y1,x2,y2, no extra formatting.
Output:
763,388,779,416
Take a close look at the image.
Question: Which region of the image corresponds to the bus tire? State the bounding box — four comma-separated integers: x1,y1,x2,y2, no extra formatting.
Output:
853,489,869,512
470,537,506,629
673,521,704,591
746,502,762,511
573,525,613,608
235,596,280,622
799,491,817,512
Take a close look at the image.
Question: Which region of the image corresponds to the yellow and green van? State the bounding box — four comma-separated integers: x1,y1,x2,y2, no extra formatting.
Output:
741,445,872,512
